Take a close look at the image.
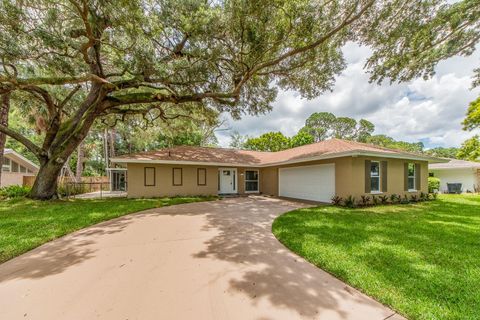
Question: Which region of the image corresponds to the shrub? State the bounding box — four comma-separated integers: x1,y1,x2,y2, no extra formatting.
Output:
419,192,427,201
431,192,438,200
401,194,410,204
0,185,31,198
390,194,400,203
410,194,418,202
344,195,356,208
372,195,380,205
57,183,87,197
379,195,389,204
428,177,441,193
331,195,343,205
360,195,370,206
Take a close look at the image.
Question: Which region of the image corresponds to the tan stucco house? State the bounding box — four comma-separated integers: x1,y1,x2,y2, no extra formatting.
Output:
111,138,444,202
1,149,39,187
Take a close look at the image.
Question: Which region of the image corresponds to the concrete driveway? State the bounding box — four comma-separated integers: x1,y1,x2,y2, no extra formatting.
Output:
0,196,403,320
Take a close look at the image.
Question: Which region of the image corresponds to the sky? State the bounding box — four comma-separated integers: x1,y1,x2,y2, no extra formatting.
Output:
216,42,480,149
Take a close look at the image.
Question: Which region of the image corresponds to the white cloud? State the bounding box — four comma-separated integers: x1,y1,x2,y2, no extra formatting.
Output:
217,43,480,148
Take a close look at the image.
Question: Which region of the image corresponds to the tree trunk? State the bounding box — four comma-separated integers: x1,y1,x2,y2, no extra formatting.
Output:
0,93,10,187
30,160,65,200
109,128,116,158
75,141,84,181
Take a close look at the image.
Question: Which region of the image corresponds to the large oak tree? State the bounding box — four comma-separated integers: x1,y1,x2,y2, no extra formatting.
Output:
0,0,479,199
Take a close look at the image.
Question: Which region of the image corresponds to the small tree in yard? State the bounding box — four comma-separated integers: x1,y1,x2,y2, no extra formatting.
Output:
0,0,479,199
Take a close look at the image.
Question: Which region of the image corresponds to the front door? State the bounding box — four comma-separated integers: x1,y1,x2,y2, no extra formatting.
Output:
218,168,236,194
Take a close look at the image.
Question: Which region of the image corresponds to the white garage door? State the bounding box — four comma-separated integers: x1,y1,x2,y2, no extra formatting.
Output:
279,163,335,202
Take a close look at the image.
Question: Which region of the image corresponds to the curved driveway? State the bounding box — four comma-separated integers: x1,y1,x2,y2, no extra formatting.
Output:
0,196,403,320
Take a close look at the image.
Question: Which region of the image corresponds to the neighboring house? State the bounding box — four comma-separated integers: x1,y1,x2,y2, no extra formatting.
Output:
429,159,480,193
1,149,39,187
110,138,444,202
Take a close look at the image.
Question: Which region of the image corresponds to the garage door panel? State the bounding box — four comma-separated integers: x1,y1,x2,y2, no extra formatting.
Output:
279,164,335,202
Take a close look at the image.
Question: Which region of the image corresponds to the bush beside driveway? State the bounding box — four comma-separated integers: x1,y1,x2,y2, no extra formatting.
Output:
273,194,480,320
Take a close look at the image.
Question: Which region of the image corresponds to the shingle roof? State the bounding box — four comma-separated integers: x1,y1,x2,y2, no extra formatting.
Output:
429,158,480,170
111,138,442,166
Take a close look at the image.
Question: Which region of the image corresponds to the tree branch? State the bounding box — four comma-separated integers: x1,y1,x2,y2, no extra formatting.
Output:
235,0,375,92
0,74,113,87
0,124,41,157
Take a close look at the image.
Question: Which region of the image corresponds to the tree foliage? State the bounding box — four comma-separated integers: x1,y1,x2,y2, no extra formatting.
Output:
425,147,460,159
457,135,480,161
366,134,424,153
229,131,248,149
244,132,291,152
463,96,480,131
301,112,375,142
0,0,479,198
291,131,315,148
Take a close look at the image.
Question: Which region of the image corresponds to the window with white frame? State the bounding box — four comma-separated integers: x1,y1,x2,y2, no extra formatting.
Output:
245,170,259,192
370,161,380,192
408,163,416,190
2,158,10,172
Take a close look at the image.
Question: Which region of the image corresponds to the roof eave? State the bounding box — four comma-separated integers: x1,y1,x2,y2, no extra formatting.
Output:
110,158,263,167
4,150,40,170
428,165,480,170
111,149,442,167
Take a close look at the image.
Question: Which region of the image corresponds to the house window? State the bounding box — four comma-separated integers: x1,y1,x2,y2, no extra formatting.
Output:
20,165,26,173
173,168,182,186
370,161,380,192
408,163,416,190
197,168,207,186
144,167,156,186
245,170,259,193
2,158,10,172
11,161,19,172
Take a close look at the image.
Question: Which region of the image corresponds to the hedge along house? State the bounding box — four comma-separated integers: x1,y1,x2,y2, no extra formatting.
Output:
1,149,39,187
110,138,445,202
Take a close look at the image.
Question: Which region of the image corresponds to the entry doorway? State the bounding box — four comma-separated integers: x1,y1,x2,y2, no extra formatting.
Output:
110,169,127,191
218,168,237,194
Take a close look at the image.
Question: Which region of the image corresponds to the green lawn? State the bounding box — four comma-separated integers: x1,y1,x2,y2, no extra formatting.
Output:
0,196,216,264
272,194,480,320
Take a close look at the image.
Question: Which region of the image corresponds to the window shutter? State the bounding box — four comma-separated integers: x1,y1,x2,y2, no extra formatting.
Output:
415,163,421,190
404,163,408,191
365,160,371,193
381,161,388,192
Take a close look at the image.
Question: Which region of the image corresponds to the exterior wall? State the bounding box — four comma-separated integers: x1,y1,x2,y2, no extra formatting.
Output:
127,163,219,198
349,156,428,199
0,172,34,187
429,168,478,193
260,167,278,196
127,163,266,198
125,157,429,200
1,153,38,187
270,156,428,199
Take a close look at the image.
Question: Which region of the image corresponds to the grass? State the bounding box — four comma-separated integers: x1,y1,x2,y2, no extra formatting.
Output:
272,194,480,320
0,196,216,264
